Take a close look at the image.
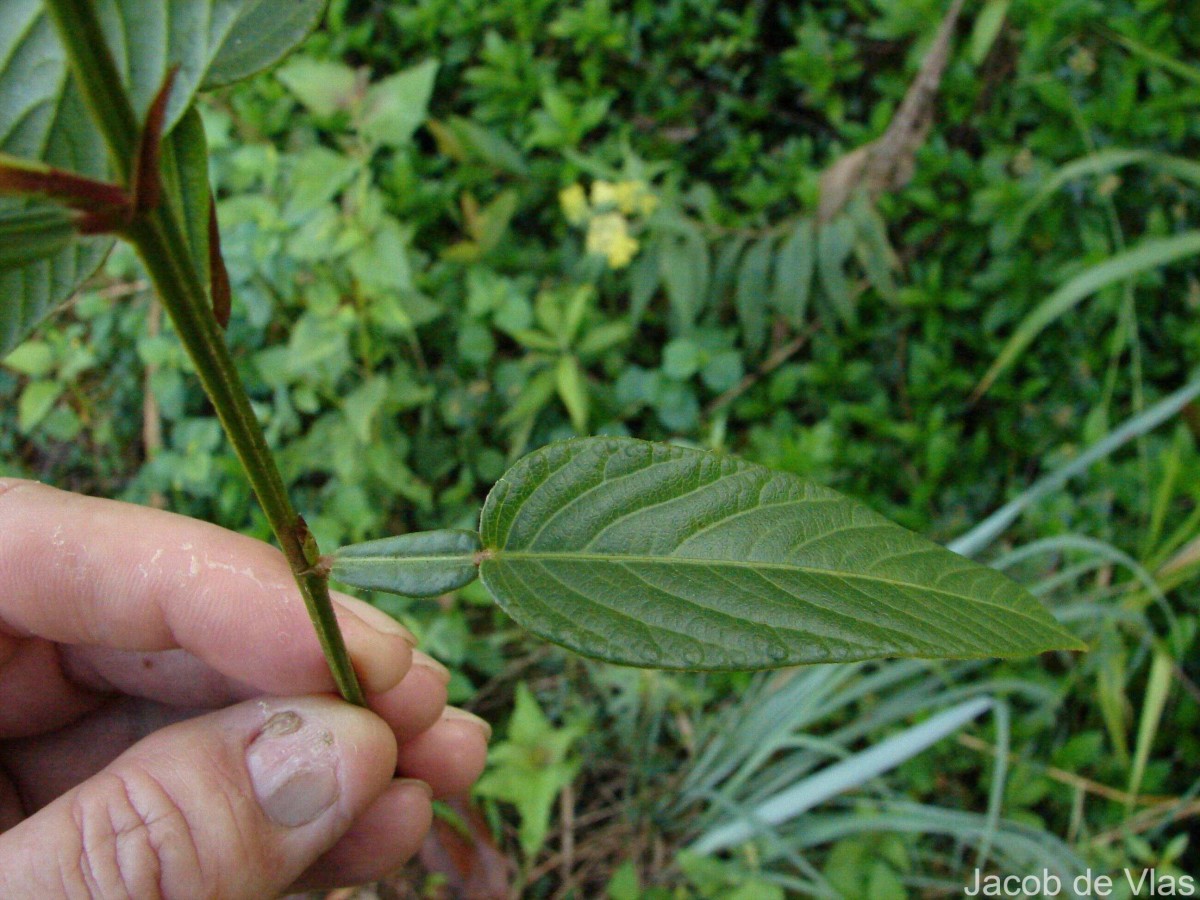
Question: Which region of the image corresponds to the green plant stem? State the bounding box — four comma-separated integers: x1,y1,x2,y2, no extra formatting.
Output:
44,0,364,705
129,210,365,705
41,0,138,180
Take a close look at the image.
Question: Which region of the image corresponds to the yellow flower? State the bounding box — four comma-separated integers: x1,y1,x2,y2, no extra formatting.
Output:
590,179,618,208
613,181,638,215
559,183,589,225
586,212,639,269
614,180,658,217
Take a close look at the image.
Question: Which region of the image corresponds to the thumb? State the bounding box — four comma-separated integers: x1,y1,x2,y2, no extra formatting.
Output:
0,696,398,898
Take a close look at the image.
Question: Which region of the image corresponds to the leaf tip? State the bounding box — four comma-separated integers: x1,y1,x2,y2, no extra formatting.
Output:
1027,623,1088,656
1060,634,1091,653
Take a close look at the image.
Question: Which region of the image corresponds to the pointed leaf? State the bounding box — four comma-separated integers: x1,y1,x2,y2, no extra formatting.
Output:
438,115,530,177
508,328,560,353
479,438,1084,670
2,340,54,377
359,59,439,148
555,354,589,433
847,195,898,301
472,188,518,255
499,366,558,428
18,379,63,433
710,234,749,310
331,529,481,598
817,216,857,325
560,285,591,346
628,236,661,324
277,57,359,117
659,221,709,332
575,320,632,357
969,0,1010,65
474,683,583,859
735,236,773,354
772,218,815,327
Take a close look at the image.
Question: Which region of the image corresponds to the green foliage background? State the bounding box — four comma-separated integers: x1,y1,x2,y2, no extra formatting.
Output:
3,0,1200,892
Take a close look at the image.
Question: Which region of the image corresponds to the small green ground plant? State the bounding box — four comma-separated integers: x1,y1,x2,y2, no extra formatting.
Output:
0,1,1079,708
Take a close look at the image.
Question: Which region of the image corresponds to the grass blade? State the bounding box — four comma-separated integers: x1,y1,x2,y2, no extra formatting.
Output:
951,373,1200,558
689,697,992,854
1126,650,1173,807
973,231,1200,399
1007,149,1200,242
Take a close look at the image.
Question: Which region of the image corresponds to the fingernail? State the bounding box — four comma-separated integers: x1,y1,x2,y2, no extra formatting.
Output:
395,777,433,799
412,649,451,684
246,710,340,828
336,597,416,645
441,707,492,741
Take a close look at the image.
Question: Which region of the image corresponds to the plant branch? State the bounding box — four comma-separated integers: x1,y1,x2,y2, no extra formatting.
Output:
704,322,820,416
43,0,364,705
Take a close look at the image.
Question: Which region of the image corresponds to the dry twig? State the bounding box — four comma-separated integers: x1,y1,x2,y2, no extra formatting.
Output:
818,0,966,223
956,733,1172,807
704,323,821,416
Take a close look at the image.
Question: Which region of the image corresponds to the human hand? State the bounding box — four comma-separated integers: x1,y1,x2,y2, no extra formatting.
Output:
0,478,490,897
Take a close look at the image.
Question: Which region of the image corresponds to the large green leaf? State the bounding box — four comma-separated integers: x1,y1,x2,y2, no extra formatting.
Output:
202,0,327,88
0,0,111,355
0,0,325,356
478,438,1084,669
0,206,76,269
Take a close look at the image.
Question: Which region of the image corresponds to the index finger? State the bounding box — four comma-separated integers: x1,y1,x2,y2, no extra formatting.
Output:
0,479,413,699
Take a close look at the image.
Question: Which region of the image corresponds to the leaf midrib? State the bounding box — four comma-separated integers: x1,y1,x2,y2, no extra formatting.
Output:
334,553,476,566
487,549,1053,628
